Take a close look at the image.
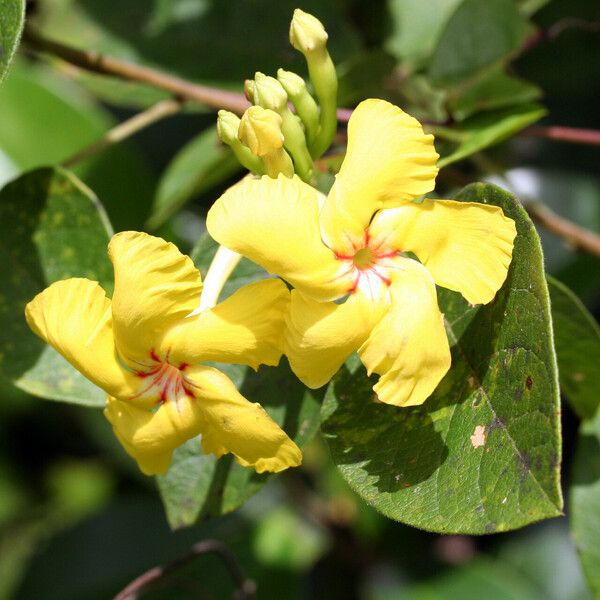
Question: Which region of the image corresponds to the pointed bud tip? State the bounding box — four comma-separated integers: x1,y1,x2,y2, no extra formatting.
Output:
238,106,284,156
253,73,288,111
289,9,328,54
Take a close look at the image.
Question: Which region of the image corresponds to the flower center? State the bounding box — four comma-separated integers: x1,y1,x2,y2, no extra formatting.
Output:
334,229,399,301
353,247,373,270
131,350,194,406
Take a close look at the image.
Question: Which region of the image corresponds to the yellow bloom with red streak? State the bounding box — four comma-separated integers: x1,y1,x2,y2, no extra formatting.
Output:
25,231,301,475
207,99,517,407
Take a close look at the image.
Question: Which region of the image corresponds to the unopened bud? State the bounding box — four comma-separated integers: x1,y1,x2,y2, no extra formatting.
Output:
277,68,319,146
216,110,241,145
216,110,264,175
244,79,255,103
253,72,288,112
289,9,328,55
239,106,284,156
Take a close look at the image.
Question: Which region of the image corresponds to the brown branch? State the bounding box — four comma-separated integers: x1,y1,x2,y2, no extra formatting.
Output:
113,539,256,600
61,98,185,167
23,28,250,115
525,203,600,257
520,125,600,146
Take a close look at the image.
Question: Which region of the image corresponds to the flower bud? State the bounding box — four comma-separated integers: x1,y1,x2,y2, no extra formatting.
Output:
253,72,288,112
277,68,319,146
216,110,241,145
289,8,328,54
239,106,284,157
216,110,264,175
238,106,294,178
244,79,255,103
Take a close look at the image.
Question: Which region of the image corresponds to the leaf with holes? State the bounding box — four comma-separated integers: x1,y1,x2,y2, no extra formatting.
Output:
0,0,25,85
157,232,323,529
0,167,112,406
322,182,562,534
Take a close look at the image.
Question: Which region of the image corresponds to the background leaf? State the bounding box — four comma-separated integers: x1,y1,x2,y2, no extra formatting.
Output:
437,104,546,167
571,409,600,598
428,0,531,84
0,167,111,406
322,182,562,534
0,62,154,230
548,277,600,419
32,0,363,108
146,126,240,230
156,232,323,529
0,0,25,85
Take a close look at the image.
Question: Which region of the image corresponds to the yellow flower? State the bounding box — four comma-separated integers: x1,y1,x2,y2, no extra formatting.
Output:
207,99,517,407
25,231,301,475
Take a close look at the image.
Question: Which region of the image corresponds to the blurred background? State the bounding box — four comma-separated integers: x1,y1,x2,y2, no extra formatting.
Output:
1,0,600,598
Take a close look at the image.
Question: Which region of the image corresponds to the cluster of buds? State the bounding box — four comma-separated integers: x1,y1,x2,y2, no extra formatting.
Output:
217,9,338,183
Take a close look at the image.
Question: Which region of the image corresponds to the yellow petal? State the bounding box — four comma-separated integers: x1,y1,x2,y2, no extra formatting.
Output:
104,395,201,475
109,231,202,365
206,174,351,302
161,279,289,370
358,259,451,407
370,199,516,304
320,99,439,253
285,290,382,388
186,365,302,473
25,278,139,399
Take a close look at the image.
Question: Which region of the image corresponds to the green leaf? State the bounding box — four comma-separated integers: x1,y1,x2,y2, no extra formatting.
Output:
322,183,562,534
156,232,323,529
449,67,542,122
437,104,546,167
0,0,25,85
428,0,532,85
385,0,464,68
548,277,600,419
0,62,154,230
517,0,550,17
147,126,240,230
0,167,112,406
388,559,539,600
571,410,600,597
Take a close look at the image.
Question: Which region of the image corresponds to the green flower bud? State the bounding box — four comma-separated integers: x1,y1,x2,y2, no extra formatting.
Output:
289,8,328,54
277,68,319,146
253,72,288,112
216,110,264,175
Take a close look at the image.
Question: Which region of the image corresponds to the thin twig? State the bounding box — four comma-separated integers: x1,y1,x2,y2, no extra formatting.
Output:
520,125,600,146
113,539,256,600
61,98,185,167
525,203,600,257
23,28,251,115
520,17,600,54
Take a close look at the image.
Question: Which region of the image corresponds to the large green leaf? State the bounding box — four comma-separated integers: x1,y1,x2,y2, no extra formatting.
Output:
437,104,546,167
0,167,111,406
571,410,600,598
157,232,323,529
147,126,240,230
0,62,154,230
0,0,24,85
322,183,562,534
428,0,531,84
548,277,600,419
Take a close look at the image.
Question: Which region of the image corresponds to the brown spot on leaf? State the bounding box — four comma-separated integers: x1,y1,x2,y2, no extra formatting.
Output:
526,375,533,390
574,372,585,382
